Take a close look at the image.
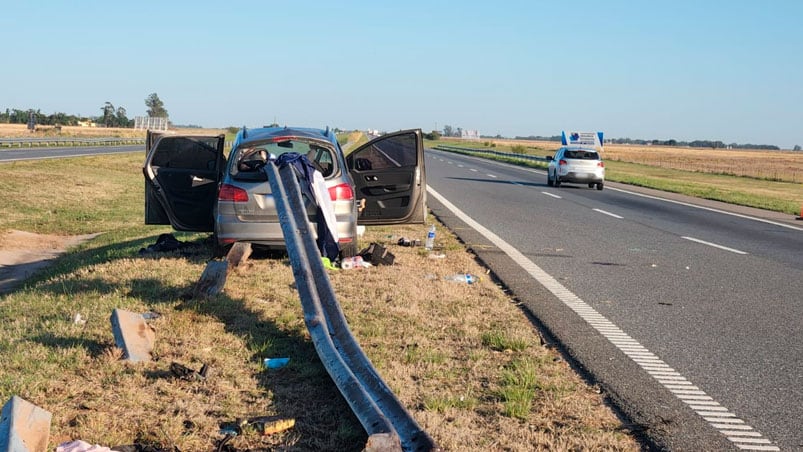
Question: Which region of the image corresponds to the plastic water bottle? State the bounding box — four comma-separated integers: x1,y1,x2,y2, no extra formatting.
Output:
444,273,478,284
425,225,436,250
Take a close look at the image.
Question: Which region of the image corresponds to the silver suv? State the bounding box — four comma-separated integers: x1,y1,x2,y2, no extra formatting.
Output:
546,146,605,190
143,127,427,257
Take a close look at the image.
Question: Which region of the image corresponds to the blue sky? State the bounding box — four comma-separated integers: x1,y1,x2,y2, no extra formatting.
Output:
2,1,801,148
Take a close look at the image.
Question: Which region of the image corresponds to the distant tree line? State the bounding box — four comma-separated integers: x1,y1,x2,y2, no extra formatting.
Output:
1,93,169,129
509,135,786,150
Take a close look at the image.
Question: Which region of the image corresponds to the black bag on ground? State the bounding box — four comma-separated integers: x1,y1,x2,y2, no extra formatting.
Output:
359,243,395,266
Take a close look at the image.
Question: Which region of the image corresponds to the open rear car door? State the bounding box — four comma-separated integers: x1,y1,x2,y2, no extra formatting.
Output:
143,132,226,231
346,129,426,225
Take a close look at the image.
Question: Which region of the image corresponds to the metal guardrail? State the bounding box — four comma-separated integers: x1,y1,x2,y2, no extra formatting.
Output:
266,161,439,452
433,144,550,163
0,137,145,148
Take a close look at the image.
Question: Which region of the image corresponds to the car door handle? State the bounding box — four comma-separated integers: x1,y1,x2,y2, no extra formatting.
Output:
191,175,212,187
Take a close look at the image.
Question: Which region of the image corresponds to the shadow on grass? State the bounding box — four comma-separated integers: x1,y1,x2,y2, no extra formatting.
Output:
181,287,367,451
13,232,366,450
30,333,107,358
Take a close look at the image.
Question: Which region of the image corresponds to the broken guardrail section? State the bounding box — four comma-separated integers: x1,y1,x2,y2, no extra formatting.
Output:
266,161,439,452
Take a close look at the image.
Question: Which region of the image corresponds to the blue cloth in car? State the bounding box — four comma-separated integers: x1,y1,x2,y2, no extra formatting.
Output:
275,152,340,260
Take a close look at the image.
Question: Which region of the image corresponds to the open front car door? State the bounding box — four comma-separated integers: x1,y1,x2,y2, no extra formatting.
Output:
143,134,226,231
346,129,426,225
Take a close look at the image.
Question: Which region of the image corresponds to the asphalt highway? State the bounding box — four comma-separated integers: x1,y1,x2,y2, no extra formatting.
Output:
425,148,802,451
0,144,142,162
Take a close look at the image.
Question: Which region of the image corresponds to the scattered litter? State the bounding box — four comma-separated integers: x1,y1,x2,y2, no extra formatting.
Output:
341,256,372,269
264,357,290,369
444,273,480,284
658,302,673,306
685,266,690,270
397,237,421,247
248,416,296,435
73,313,86,325
219,416,295,438
428,253,446,259
650,264,658,268
57,440,114,452
321,257,338,270
357,225,366,237
359,243,395,266
141,311,161,320
138,233,191,255
425,224,436,250
170,362,209,381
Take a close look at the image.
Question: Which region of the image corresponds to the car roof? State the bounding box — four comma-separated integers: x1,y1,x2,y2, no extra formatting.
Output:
560,146,598,152
233,126,338,150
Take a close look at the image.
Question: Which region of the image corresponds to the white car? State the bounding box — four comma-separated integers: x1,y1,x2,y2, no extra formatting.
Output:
546,146,605,190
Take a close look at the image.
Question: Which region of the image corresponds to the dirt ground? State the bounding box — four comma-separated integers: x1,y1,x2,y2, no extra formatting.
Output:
0,230,99,294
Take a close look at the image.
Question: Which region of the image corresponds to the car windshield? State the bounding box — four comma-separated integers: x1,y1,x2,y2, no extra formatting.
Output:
232,140,336,180
564,150,599,160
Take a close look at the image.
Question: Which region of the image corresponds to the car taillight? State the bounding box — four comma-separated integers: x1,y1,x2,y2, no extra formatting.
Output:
597,161,605,168
328,183,354,201
218,184,249,202
559,159,568,166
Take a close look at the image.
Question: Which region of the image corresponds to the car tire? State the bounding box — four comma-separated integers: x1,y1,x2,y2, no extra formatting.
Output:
547,171,554,187
596,182,604,191
339,222,360,258
554,176,561,187
588,183,595,188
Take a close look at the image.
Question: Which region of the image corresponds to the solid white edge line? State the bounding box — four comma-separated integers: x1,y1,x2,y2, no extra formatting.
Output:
426,184,779,450
682,236,748,255
593,208,624,219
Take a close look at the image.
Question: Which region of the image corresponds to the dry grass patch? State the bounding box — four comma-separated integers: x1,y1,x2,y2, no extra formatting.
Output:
0,222,640,451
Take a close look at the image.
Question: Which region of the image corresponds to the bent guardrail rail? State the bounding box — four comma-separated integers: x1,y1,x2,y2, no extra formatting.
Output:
266,161,439,452
433,144,550,163
0,137,145,148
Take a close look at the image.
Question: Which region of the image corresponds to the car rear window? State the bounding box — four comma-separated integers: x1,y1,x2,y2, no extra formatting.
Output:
231,141,336,181
563,150,599,160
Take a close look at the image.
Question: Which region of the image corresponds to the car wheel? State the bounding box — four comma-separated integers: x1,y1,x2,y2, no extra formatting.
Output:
588,183,595,188
339,222,360,258
547,171,554,187
340,242,358,258
554,176,561,187
596,182,604,191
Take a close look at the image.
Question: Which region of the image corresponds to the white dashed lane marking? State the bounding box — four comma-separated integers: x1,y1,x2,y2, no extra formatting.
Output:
593,208,623,219
682,236,748,255
487,174,497,178
470,168,478,172
542,192,562,199
427,185,779,451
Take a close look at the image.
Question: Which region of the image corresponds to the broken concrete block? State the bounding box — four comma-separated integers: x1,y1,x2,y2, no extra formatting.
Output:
110,309,155,362
191,260,228,299
226,242,252,269
363,432,402,452
0,395,52,452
